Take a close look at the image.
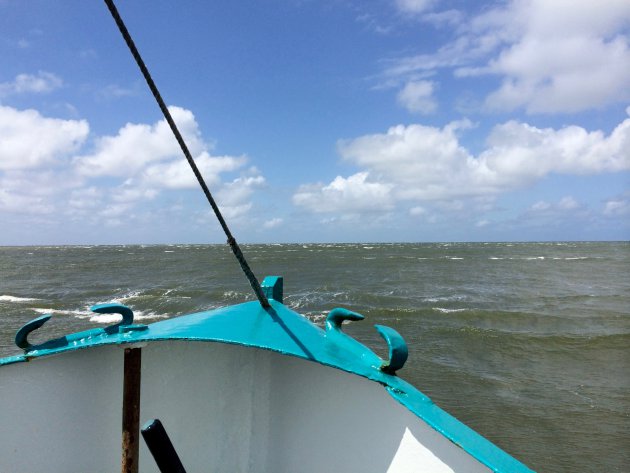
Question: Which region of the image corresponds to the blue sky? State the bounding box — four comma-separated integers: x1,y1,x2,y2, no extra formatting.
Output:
1,0,629,244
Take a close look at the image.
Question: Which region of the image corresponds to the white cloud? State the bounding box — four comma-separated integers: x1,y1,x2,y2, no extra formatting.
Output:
75,106,204,177
111,186,158,204
0,187,53,214
336,120,475,201
71,105,261,219
0,71,62,97
476,219,490,227
0,169,82,216
484,33,630,113
0,105,89,170
480,116,630,180
421,9,464,28
214,175,266,220
386,0,630,113
263,217,283,229
396,80,437,114
216,203,252,220
603,198,630,216
97,83,138,100
0,104,265,229
531,200,551,212
558,196,579,210
142,153,246,189
294,113,630,215
68,187,103,212
293,172,394,215
522,196,590,229
409,206,426,216
395,0,435,14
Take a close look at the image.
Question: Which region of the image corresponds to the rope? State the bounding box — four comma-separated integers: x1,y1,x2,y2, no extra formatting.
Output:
103,0,270,308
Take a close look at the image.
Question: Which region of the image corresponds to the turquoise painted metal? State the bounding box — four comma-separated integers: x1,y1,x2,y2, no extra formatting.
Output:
1,275,534,473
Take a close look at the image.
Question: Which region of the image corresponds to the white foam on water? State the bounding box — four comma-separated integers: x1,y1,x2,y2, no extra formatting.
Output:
424,294,467,302
0,295,40,302
31,307,92,317
489,257,504,260
88,313,121,324
433,307,467,313
89,310,168,324
303,312,327,324
164,250,175,253
30,303,169,324
111,290,142,302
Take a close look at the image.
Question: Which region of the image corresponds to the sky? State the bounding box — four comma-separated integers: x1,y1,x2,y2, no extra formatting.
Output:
0,0,629,244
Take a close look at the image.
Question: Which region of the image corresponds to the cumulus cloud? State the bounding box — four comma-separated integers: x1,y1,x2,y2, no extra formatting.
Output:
558,196,579,210
385,0,630,113
522,196,589,230
294,112,630,214
0,168,82,216
480,1,630,113
293,172,394,214
0,187,53,214
142,153,246,189
0,71,63,97
396,80,437,114
0,105,89,170
213,175,266,221
603,197,630,216
75,106,205,177
263,217,283,229
0,104,264,228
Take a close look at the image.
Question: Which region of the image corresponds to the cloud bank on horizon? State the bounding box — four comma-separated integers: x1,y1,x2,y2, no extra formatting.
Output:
0,0,628,243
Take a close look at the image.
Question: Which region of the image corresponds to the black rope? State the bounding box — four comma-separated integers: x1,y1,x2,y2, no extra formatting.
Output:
103,0,270,308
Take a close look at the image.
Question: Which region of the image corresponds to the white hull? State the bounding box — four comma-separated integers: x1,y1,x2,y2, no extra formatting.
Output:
1,341,491,472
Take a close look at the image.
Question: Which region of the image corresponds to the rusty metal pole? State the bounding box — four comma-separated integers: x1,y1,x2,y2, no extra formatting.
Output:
122,347,142,473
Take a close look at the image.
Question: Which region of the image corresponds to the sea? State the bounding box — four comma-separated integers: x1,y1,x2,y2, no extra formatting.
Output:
0,242,628,472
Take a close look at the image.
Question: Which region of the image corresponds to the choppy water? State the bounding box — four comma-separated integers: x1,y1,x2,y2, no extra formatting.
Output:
1,242,628,472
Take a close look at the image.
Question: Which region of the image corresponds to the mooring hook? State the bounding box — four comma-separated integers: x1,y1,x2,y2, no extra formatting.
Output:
325,307,365,332
374,324,408,375
15,314,52,350
91,303,134,332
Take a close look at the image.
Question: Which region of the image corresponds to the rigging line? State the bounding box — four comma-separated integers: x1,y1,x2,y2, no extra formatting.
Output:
103,0,270,309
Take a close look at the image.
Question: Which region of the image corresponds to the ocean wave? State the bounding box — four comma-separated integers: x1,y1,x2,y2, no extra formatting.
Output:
89,310,169,324
31,307,91,317
113,291,143,302
424,295,467,303
0,295,40,302
30,305,170,324
302,311,327,324
433,307,468,313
